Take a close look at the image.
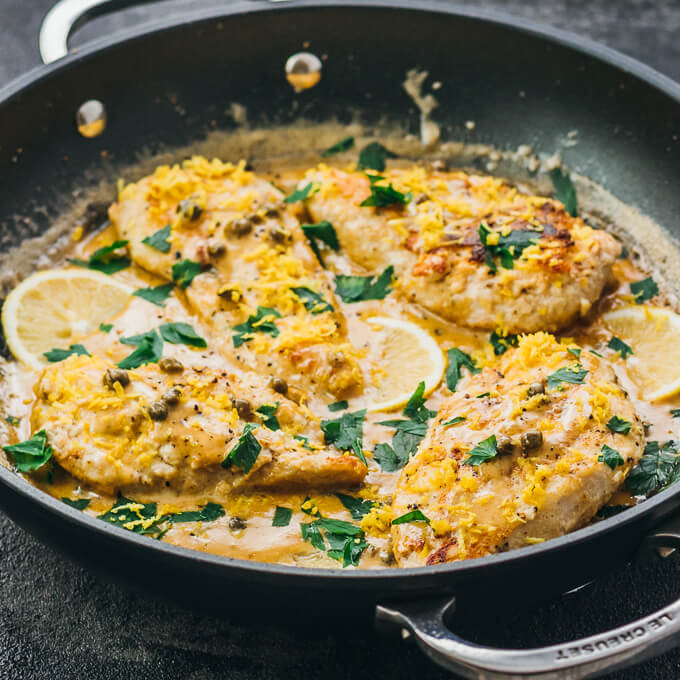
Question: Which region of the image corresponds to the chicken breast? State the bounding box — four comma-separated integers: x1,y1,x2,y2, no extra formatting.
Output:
305,165,620,333
391,332,644,567
32,355,366,496
109,157,363,399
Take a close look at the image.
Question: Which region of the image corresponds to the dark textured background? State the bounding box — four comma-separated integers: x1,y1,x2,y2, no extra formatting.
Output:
1,1,680,678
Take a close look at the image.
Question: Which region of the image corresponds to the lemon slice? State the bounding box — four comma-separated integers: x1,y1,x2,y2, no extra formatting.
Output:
603,305,680,401
365,316,445,412
2,269,133,369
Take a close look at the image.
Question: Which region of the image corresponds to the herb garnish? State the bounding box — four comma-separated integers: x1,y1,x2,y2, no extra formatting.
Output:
445,347,480,391
321,409,367,464
607,336,633,359
301,517,368,567
442,416,466,427
291,286,334,314
465,435,499,466
222,423,261,474
118,329,163,369
300,220,340,266
133,283,174,307
68,239,131,275
3,430,53,472
232,306,281,347
598,444,624,469
5,415,21,427
43,344,90,362
257,403,280,431
403,381,437,423
159,322,207,348
321,136,355,157
630,277,658,304
478,222,538,272
360,174,411,208
171,259,202,289
99,323,113,333
490,331,518,356
335,493,375,520
626,441,680,496
567,347,582,359
272,506,293,527
284,182,319,204
61,497,91,510
295,434,314,450
671,409,680,419
328,400,348,412
546,364,588,390
357,142,397,172
607,416,632,435
98,494,167,538
334,266,394,303
392,509,430,525
551,167,578,217
165,502,225,523
141,225,171,253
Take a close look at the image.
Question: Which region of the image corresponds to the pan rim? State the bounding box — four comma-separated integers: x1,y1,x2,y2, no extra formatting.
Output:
1,0,679,583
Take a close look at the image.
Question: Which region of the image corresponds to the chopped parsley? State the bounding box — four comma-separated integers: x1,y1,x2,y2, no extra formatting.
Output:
546,364,588,390
222,423,261,474
43,344,90,362
141,224,171,253
359,174,411,207
232,306,281,347
551,167,578,217
321,409,367,464
618,245,629,260
68,239,130,275
300,220,340,266
335,493,375,520
171,258,202,289
61,497,90,511
392,509,430,525
607,416,632,435
442,416,466,427
284,182,319,204
403,381,437,423
301,517,368,567
626,441,680,496
321,136,354,157
334,266,394,303
328,400,348,412
99,323,113,333
165,502,225,523
295,435,314,450
490,331,518,356
598,444,624,469
118,329,163,369
98,494,166,538
607,336,633,359
3,430,53,472
476,392,490,399
159,321,207,348
291,286,334,314
356,142,397,172
630,277,658,304
478,222,538,272
671,409,680,419
257,403,280,431
133,283,174,307
272,506,293,527
465,435,498,466
567,347,582,359
5,415,21,427
445,347,480,391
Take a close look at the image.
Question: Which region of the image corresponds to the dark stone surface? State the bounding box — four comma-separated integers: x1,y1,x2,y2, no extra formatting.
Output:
1,1,679,678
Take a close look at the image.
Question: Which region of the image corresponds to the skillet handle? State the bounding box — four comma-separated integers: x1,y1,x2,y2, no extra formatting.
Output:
376,517,680,679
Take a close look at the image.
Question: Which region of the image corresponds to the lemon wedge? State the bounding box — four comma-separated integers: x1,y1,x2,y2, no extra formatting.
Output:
2,269,133,370
365,316,445,412
603,305,680,401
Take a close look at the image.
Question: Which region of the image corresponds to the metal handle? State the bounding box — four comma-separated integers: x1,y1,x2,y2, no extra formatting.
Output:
377,516,680,679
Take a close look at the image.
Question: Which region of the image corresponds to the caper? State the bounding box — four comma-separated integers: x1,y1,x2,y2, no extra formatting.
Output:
270,376,288,395
496,434,515,455
207,240,227,258
161,387,182,405
177,198,203,221
103,368,129,389
229,218,253,237
148,400,169,421
217,285,241,303
520,430,543,453
527,381,545,397
158,357,184,373
229,516,247,531
269,226,291,244
262,203,281,218
233,399,252,419
249,213,264,226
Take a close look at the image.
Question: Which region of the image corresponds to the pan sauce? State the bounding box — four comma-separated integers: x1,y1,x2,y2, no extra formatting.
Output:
1,131,679,570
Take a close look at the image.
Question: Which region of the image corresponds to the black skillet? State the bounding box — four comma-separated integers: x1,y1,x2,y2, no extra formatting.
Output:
1,1,680,677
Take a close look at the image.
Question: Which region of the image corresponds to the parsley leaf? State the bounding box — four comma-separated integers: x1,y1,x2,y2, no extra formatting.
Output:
334,265,394,302
141,224,171,253
322,136,354,157
373,442,407,472
133,283,174,307
357,142,397,172
171,259,202,289
446,347,480,391
272,506,293,527
284,182,318,203
165,502,225,523
321,409,367,464
478,222,538,272
68,239,130,275
599,444,624,469
490,331,518,356
43,344,90,362
335,493,374,520
392,509,430,525
671,409,680,419
117,330,163,369
607,336,633,358
442,416,466,427
465,435,498,466
300,220,340,266
222,423,261,474
99,323,113,333
295,434,314,450
546,364,588,390
159,322,207,348
61,497,90,510
630,277,658,304
403,381,437,423
567,347,582,359
626,441,679,496
98,494,165,538
607,416,632,435
301,518,368,567
359,174,411,207
328,400,348,412
5,415,21,427
301,521,326,551
551,167,578,217
257,403,280,431
232,306,281,347
291,286,334,314
3,430,53,472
